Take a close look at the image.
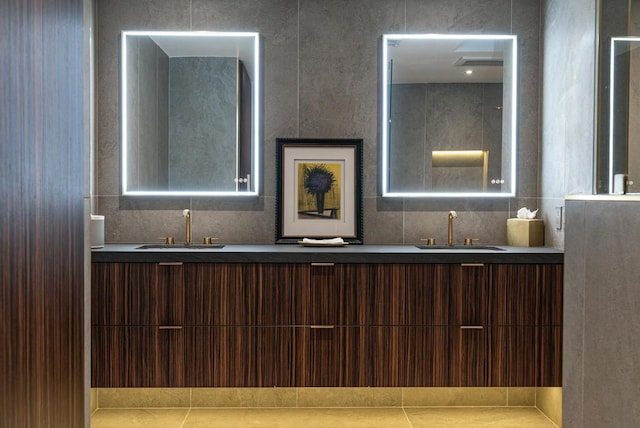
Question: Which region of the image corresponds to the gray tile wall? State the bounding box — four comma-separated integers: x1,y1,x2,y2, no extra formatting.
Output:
564,199,640,427
540,0,597,249
95,0,542,245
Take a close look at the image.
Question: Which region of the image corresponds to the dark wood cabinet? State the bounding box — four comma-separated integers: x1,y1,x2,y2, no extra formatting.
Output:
91,260,563,388
298,326,367,387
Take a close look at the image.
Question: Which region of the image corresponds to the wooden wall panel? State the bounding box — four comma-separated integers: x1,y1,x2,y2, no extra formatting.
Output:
0,0,86,426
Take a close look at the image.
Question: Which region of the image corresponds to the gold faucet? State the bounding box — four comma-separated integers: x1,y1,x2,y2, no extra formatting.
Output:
183,209,191,245
447,210,457,246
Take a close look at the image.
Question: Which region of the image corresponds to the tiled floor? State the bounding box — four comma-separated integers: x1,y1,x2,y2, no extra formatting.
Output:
90,407,558,427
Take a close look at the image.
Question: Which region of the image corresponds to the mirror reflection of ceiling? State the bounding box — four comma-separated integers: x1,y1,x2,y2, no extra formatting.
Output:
388,38,506,84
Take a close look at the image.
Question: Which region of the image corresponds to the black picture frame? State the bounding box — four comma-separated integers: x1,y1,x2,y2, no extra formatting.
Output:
276,138,363,244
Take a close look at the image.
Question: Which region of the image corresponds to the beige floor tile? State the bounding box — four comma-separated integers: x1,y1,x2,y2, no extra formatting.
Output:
183,408,412,428
404,407,557,427
90,409,189,428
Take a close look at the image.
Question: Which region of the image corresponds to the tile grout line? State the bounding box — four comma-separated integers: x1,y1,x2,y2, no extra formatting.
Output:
401,407,414,427
179,407,192,428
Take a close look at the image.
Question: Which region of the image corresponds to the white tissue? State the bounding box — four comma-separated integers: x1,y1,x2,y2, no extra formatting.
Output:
516,207,538,219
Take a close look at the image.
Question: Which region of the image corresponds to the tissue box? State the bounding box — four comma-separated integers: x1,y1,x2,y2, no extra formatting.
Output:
506,219,544,247
90,215,105,248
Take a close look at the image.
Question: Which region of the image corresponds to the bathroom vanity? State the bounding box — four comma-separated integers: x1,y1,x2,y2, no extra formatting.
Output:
91,245,562,389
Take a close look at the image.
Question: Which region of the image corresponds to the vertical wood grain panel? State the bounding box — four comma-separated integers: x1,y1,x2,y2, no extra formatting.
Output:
449,327,487,386
450,264,487,325
186,326,284,387
91,326,130,387
488,264,537,325
185,263,307,326
307,264,367,326
129,327,184,387
536,326,563,386
369,326,448,387
91,263,129,325
368,264,449,326
301,326,367,387
488,326,536,386
1,0,85,426
130,263,184,325
537,264,564,326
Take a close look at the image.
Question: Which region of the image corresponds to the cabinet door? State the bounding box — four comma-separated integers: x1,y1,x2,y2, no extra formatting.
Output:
91,263,129,325
368,264,449,326
488,326,535,386
91,326,129,387
304,264,367,326
298,326,367,387
128,326,184,387
449,326,487,386
185,326,290,387
488,264,537,325
369,326,448,387
537,264,563,326
536,326,562,386
450,264,487,325
130,262,184,325
185,263,307,326
92,325,185,387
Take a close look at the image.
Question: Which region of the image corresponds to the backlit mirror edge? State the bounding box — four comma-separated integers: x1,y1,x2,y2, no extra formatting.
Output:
608,36,640,194
120,30,261,197
380,33,518,198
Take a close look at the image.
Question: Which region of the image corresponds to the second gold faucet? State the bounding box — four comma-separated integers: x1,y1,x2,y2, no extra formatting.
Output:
183,209,191,245
447,210,457,246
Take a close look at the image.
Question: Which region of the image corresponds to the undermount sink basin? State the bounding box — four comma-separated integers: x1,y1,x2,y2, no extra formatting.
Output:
416,244,505,251
136,243,225,249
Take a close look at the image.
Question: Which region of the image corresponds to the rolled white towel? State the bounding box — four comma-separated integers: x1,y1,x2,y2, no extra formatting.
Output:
301,237,345,245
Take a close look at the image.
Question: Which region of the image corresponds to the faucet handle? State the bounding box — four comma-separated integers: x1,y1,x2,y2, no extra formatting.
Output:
420,237,436,245
203,236,220,245
162,236,175,245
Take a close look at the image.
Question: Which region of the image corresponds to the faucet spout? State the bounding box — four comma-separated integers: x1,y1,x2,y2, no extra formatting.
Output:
183,209,191,245
447,210,457,246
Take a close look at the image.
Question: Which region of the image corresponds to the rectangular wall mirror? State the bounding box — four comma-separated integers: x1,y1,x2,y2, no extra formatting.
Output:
381,34,517,197
121,31,260,196
608,37,640,194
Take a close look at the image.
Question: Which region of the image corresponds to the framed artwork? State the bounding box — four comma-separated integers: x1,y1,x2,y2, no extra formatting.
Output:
276,138,363,244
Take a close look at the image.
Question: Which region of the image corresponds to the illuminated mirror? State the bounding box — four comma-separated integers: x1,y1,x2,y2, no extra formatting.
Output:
381,34,517,197
609,37,640,194
121,31,260,196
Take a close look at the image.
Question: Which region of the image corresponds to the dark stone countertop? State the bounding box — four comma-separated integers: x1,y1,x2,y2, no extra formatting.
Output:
92,243,563,264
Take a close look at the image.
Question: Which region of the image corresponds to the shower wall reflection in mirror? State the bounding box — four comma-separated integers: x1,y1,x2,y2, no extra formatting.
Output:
381,34,517,197
609,37,640,194
121,31,260,196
